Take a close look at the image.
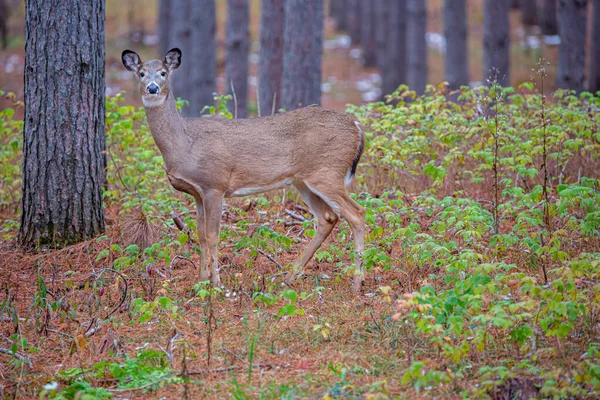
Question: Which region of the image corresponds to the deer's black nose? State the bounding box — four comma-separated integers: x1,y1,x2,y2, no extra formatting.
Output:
147,83,159,94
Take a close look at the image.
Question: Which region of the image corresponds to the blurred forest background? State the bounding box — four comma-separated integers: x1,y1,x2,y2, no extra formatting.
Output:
0,0,598,118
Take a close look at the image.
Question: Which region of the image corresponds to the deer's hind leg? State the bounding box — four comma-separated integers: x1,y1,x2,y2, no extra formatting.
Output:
286,180,339,284
195,198,210,281
303,180,365,292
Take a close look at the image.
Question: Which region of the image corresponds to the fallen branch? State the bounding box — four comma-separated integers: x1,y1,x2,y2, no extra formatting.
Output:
170,211,197,244
257,249,282,269
285,209,306,222
0,347,32,368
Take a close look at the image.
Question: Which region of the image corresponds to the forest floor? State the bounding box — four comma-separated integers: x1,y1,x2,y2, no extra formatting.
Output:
1,84,600,398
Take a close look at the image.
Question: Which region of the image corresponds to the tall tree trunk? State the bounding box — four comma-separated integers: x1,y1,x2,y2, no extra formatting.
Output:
483,0,510,86
381,0,407,96
520,0,538,26
407,0,428,94
226,0,249,118
556,0,588,92
21,0,105,247
444,0,469,90
346,0,361,45
540,0,558,35
169,0,191,112
330,0,346,31
188,0,217,116
361,0,377,67
375,0,390,72
0,0,8,49
157,0,171,55
281,0,324,110
259,0,284,116
589,0,600,92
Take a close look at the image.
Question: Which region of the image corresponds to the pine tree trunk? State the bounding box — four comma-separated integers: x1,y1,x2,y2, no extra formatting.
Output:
346,0,361,45
226,0,249,118
444,0,469,89
169,0,191,112
188,0,217,116
361,0,378,67
589,0,600,92
407,0,428,95
483,0,510,86
375,0,390,72
330,0,346,31
381,0,407,96
540,0,558,35
520,0,538,26
281,0,324,110
556,0,588,92
157,0,171,56
259,0,284,116
21,0,105,247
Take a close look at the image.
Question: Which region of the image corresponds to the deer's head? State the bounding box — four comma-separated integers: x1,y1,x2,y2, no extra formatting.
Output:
121,48,181,108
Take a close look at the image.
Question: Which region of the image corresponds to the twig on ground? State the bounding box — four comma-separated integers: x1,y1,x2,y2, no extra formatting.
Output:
170,211,197,244
285,209,306,222
257,249,282,269
0,348,32,368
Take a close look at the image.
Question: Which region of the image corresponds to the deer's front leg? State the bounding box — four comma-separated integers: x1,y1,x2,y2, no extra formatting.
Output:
195,198,210,281
203,191,224,287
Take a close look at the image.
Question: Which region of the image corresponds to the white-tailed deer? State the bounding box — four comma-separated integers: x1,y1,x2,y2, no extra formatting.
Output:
122,48,365,291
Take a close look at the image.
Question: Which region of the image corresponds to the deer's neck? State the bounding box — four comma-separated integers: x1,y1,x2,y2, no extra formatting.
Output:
144,92,188,169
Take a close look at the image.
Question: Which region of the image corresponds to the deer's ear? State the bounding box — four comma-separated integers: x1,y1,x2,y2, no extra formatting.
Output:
164,48,182,72
122,50,142,73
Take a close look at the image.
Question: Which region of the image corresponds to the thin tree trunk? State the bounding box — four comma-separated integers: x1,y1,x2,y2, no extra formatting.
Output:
259,0,284,116
157,0,171,55
540,0,558,35
483,0,510,86
226,0,249,118
589,0,600,92
21,0,105,247
188,0,217,116
556,0,588,92
361,0,377,67
381,0,407,96
407,0,428,95
346,0,361,45
444,0,469,89
520,0,538,26
281,0,324,110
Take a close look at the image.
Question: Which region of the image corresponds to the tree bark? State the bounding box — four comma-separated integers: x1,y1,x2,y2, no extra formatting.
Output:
483,0,510,86
259,0,284,116
381,0,407,96
407,0,428,95
167,0,216,116
168,0,191,112
444,0,469,89
556,0,588,92
21,0,105,247
375,0,390,72
157,0,171,56
226,0,249,118
361,0,378,67
346,0,361,45
589,0,600,92
540,0,558,35
520,0,538,26
281,0,324,110
330,0,346,31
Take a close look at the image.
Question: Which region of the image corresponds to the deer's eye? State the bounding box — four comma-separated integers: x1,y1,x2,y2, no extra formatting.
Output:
140,72,145,78
161,71,166,77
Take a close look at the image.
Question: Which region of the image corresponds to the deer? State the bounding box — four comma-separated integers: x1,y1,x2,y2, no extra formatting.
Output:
121,48,366,291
